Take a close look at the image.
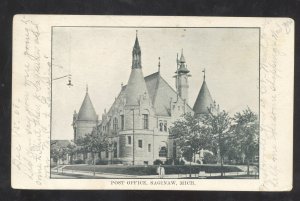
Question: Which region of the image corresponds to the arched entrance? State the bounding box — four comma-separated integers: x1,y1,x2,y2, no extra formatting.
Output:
158,141,168,158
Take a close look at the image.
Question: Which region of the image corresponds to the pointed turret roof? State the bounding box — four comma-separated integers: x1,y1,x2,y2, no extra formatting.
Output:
132,31,142,69
193,80,214,115
125,33,149,105
125,68,149,106
77,87,98,121
133,34,141,53
176,50,190,74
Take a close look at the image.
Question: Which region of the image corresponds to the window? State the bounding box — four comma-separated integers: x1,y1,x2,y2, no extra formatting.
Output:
159,120,163,132
127,136,132,145
105,150,109,158
143,114,148,129
164,121,167,132
148,144,151,152
138,140,143,148
120,115,124,130
159,146,168,157
113,117,118,131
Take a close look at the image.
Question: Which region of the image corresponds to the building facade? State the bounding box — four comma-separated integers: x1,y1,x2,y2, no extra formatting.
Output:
72,33,217,165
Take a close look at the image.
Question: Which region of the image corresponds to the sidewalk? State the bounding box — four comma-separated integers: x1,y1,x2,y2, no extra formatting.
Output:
51,168,251,179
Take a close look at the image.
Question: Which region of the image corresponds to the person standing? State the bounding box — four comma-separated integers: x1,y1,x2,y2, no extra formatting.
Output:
157,164,165,178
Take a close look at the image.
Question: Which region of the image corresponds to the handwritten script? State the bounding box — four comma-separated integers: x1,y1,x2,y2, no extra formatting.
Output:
259,18,292,190
12,17,51,186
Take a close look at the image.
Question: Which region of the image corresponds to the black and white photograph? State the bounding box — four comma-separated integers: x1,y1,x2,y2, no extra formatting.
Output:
11,15,293,191
50,27,260,179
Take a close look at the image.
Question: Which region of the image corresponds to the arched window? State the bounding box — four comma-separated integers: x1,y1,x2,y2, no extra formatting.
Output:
159,146,168,157
113,117,118,131
142,114,148,129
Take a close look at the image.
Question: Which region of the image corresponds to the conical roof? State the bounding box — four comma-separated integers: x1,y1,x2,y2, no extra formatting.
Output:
125,68,149,105
78,90,98,121
193,81,214,115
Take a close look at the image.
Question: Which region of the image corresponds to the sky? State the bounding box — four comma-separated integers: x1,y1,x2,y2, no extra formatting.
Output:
51,27,259,140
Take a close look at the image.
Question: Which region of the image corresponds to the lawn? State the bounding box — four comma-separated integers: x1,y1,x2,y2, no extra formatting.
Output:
64,164,243,175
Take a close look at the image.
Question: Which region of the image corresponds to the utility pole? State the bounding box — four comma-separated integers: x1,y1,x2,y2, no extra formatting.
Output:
132,109,135,165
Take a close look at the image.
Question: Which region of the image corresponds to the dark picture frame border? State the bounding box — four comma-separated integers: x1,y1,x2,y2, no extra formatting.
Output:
0,0,298,200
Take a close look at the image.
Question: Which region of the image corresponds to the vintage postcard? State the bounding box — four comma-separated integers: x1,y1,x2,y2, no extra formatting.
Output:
11,15,294,190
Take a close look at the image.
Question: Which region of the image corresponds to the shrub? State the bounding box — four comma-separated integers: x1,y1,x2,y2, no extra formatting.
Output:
73,159,85,164
164,158,174,165
95,159,123,165
163,158,185,165
153,159,163,165
112,159,123,164
178,159,185,165
203,152,218,164
96,160,108,165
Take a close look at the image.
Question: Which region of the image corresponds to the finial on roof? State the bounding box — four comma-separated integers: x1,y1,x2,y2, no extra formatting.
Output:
136,30,138,37
158,57,161,73
86,84,88,93
202,68,206,81
179,49,185,63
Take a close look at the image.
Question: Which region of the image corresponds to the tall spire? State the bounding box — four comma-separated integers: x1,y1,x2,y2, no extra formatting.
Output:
125,32,149,105
177,49,189,74
174,50,191,103
180,48,185,63
132,30,141,69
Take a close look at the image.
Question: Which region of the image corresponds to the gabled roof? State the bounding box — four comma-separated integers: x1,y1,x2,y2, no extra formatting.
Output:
193,80,214,115
144,72,193,116
78,91,98,121
119,72,193,116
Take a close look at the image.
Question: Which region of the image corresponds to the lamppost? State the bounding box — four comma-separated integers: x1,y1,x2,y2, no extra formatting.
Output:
131,108,135,166
52,74,73,87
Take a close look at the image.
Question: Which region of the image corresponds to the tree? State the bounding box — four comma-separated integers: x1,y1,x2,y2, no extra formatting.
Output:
77,131,109,175
233,108,259,175
170,113,213,163
201,110,232,176
50,143,68,173
66,141,77,164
